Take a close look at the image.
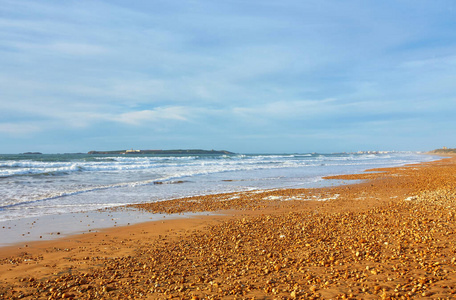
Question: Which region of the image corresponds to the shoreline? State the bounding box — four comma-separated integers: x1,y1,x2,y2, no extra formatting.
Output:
0,173,373,249
0,152,438,228
0,177,360,249
0,208,216,248
1,156,456,298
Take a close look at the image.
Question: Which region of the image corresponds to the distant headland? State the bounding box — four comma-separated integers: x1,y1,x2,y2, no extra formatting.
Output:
87,149,235,155
428,147,456,154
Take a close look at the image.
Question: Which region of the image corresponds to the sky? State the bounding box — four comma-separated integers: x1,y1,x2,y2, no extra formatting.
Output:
1,0,456,154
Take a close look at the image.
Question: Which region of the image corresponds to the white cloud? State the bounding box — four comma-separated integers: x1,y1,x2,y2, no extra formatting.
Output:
0,122,42,136
232,98,359,120
1,0,456,152
47,42,108,56
400,55,456,69
61,79,168,102
3,41,108,56
115,107,190,125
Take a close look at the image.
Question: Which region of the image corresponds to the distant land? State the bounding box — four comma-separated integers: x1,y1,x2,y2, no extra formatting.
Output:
88,149,235,155
22,152,43,155
428,147,456,154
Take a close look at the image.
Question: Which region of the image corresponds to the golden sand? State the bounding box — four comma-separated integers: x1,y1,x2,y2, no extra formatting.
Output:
1,157,456,299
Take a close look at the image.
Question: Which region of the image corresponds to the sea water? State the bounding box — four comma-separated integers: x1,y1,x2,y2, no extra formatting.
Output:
0,152,438,222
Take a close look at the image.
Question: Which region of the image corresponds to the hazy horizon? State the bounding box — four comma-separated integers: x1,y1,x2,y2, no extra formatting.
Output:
2,148,433,155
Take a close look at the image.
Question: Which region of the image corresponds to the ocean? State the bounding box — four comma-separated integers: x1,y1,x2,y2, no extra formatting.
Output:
0,152,438,223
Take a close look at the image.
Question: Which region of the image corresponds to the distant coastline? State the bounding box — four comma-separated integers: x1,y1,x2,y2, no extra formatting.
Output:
428,147,456,154
87,149,235,155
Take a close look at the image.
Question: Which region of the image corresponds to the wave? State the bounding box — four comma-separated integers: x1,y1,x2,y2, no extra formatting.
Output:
0,158,321,208
0,152,438,222
1,158,410,209
0,178,161,210
0,152,419,179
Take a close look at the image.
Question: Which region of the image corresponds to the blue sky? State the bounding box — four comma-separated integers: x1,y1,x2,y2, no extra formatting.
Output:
1,0,455,153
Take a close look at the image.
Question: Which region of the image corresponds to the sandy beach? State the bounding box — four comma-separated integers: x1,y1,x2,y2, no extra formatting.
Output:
1,156,456,299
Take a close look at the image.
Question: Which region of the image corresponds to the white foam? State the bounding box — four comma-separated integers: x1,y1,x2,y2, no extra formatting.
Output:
0,152,441,222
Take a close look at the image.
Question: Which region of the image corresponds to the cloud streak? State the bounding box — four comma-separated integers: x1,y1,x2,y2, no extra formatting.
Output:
115,107,191,125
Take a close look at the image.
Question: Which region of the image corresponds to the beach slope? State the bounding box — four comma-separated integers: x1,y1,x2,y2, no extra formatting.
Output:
1,157,456,299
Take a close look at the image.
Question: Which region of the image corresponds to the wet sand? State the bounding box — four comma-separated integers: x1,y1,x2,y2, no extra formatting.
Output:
0,208,215,248
1,156,456,299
